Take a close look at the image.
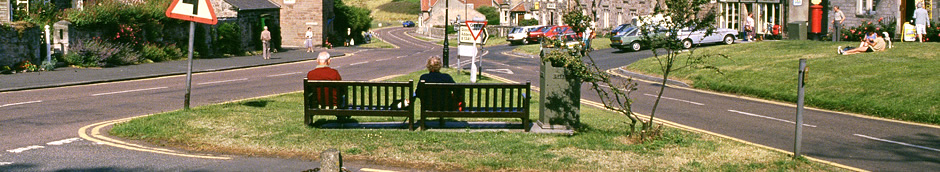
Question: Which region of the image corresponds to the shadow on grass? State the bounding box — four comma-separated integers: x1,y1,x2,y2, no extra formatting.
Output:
242,100,273,108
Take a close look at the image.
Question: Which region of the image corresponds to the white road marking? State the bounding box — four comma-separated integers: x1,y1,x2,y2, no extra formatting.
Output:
349,61,369,66
92,87,168,96
728,110,817,127
6,145,44,153
854,134,940,152
267,72,302,77
643,93,704,106
375,58,389,62
484,69,514,74
197,78,248,85
47,138,82,145
0,162,12,166
0,100,42,108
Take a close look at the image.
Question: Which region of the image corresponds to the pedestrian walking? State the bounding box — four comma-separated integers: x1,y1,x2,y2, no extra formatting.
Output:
832,6,845,42
261,26,272,59
745,13,755,41
914,2,931,42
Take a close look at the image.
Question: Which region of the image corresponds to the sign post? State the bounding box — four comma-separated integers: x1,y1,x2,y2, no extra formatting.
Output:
464,21,486,83
166,0,217,110
794,59,807,158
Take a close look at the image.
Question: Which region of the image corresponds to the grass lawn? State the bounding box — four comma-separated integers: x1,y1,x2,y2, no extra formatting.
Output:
626,40,940,125
351,0,419,22
111,68,843,171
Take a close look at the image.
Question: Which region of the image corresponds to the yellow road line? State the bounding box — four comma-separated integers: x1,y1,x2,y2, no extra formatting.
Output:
606,69,940,129
78,116,232,160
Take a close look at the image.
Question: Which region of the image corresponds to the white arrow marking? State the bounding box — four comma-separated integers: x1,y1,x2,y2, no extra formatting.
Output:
484,69,514,74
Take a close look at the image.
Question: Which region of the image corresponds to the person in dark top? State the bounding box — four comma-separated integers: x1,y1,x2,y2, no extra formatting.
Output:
413,57,462,111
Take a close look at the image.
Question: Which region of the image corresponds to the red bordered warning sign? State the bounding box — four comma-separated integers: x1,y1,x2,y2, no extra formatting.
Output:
166,0,218,25
465,21,487,40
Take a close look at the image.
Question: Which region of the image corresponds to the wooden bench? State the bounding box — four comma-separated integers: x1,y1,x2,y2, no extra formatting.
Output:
416,80,532,132
303,79,415,130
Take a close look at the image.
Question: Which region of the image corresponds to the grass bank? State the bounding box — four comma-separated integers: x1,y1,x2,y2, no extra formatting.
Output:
358,37,396,49
352,0,419,22
626,40,939,125
111,69,844,171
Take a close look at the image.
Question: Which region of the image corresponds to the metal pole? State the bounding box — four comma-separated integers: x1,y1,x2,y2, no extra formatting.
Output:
794,58,806,158
45,25,51,62
443,0,450,68
184,21,195,110
470,38,477,83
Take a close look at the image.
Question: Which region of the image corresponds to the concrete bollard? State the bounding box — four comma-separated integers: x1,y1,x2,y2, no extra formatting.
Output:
319,148,343,172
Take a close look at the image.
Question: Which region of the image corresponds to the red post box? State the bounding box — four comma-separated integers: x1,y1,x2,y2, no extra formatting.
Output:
810,5,824,33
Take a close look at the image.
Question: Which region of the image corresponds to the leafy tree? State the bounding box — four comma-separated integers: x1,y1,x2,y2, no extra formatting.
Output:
333,0,373,45
475,6,500,25
545,0,725,141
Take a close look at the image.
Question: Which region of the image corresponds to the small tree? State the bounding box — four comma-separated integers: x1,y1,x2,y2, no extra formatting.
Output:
544,0,726,141
475,6,501,26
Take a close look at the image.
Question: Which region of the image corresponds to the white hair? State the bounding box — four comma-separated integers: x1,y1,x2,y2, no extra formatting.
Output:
317,52,330,63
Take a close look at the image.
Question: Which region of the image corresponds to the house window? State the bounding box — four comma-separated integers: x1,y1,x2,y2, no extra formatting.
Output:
857,0,874,14
719,3,740,30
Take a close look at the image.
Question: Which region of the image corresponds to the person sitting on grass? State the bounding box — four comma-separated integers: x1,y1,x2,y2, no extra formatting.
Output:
838,32,886,55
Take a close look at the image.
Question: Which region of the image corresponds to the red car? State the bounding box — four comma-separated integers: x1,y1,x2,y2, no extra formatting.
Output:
527,25,577,43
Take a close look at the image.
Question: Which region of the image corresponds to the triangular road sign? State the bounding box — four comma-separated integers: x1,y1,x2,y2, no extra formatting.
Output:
166,0,218,25
465,21,487,40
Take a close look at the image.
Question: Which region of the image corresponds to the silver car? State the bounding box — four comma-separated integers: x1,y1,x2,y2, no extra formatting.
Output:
676,27,738,49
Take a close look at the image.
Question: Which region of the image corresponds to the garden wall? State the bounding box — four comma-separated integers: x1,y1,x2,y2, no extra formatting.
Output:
0,26,41,67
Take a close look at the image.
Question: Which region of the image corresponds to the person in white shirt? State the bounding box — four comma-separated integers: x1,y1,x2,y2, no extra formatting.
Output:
745,13,755,41
832,6,845,42
305,27,314,52
914,2,931,42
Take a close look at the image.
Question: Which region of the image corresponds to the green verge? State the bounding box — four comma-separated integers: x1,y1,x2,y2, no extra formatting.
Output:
354,0,420,22
111,68,845,171
358,37,396,49
626,40,939,125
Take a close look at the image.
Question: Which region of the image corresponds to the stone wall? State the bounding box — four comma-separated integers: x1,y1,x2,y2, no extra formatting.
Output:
830,0,900,33
277,0,332,48
0,25,41,67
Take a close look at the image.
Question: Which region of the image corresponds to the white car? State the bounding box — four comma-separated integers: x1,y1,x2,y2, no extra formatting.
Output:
506,25,543,45
676,28,738,49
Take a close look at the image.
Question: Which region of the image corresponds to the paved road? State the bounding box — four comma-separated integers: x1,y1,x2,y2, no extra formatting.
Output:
0,27,442,171
476,42,939,171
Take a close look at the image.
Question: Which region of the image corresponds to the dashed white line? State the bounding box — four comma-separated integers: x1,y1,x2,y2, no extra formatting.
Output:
197,78,249,85
92,87,168,96
47,138,82,145
728,110,817,127
854,134,940,152
375,58,389,62
6,145,44,153
349,61,369,66
643,93,704,105
0,162,12,166
267,72,303,77
0,100,42,108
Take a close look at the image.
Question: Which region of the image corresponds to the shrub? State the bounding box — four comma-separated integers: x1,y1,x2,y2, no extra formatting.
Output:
141,44,169,62
216,22,244,55
475,6,500,26
67,39,140,67
926,21,940,42
519,19,539,26
841,17,895,41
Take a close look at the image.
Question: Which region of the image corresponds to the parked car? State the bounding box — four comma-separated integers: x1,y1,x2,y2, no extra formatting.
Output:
402,21,415,27
506,25,543,45
525,26,551,43
676,27,738,49
610,25,668,51
542,25,576,40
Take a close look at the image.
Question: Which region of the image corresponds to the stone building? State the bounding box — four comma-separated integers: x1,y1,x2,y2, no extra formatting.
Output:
1,0,10,23
577,0,658,31
274,0,333,48
213,0,282,51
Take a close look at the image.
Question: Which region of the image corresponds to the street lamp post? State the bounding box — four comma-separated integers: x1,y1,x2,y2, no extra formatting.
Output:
443,0,450,67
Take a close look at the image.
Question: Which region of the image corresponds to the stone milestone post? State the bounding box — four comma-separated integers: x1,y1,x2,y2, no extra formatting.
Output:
538,47,581,130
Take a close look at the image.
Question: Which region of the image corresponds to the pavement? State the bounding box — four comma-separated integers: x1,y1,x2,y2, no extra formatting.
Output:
0,47,358,92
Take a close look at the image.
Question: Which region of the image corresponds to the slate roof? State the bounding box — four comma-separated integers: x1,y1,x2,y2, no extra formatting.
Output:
224,0,280,10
